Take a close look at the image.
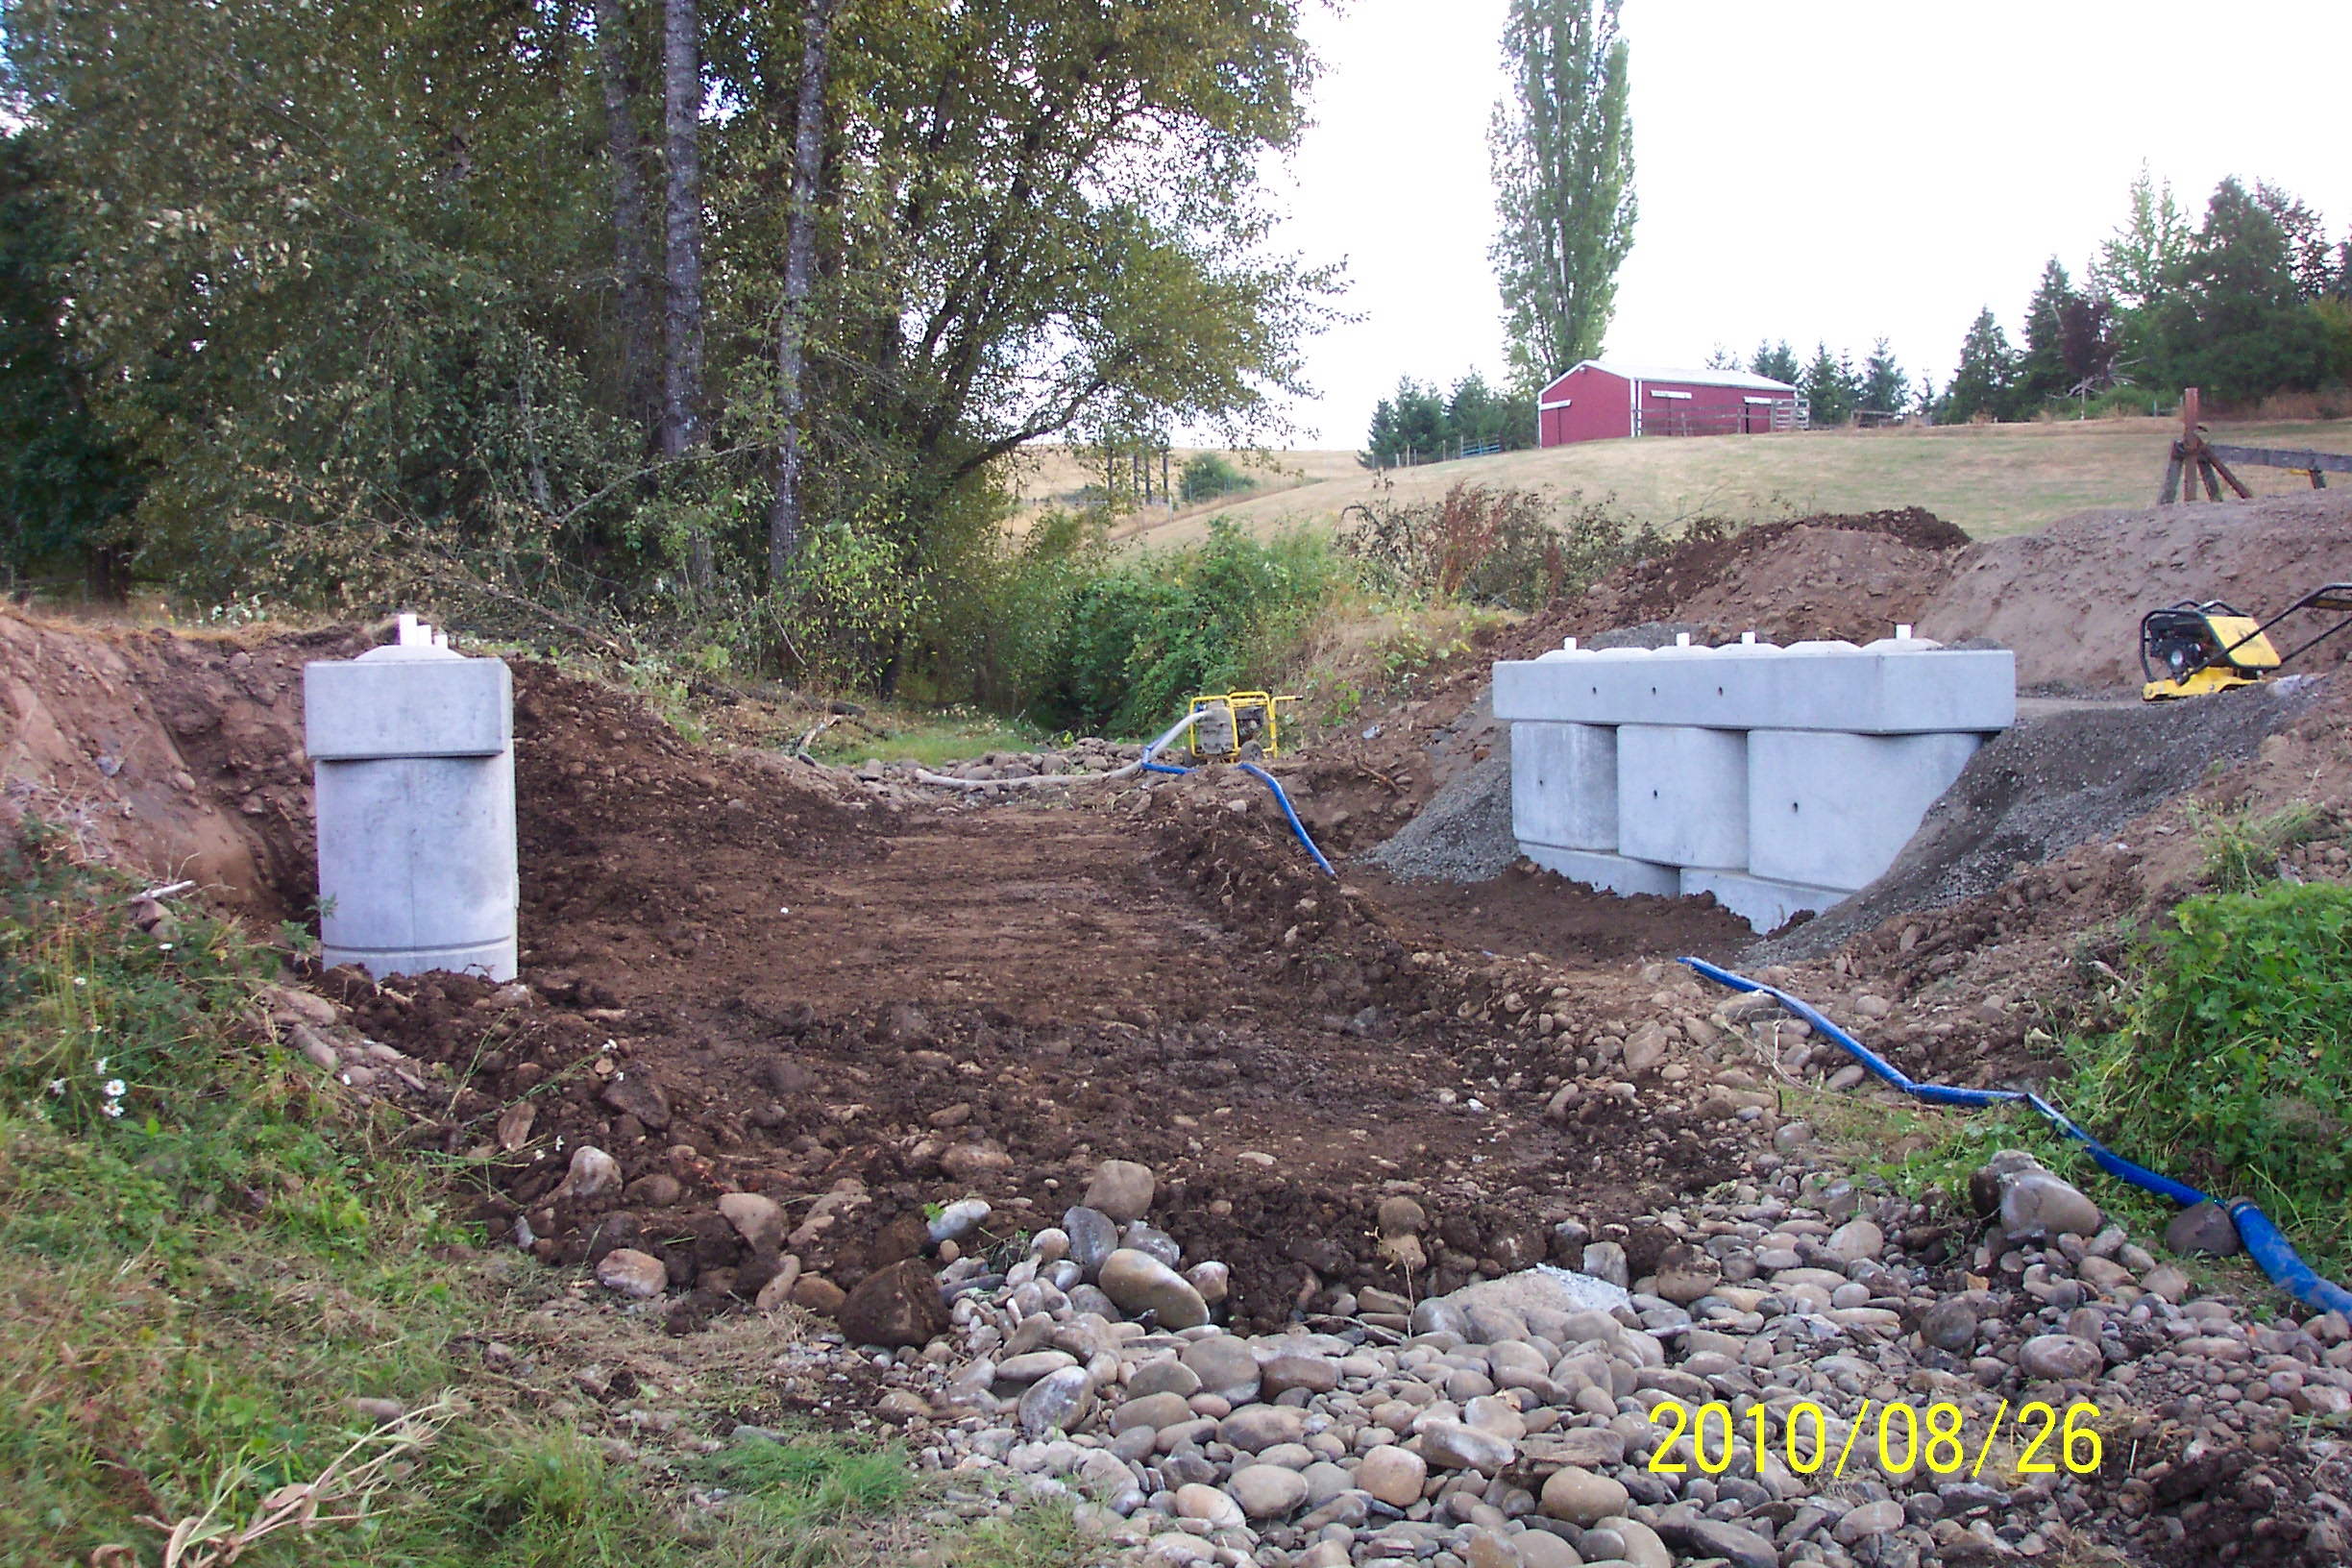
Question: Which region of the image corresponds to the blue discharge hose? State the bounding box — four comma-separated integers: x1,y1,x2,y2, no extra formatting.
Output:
1134,721,1335,877
1681,955,2352,1317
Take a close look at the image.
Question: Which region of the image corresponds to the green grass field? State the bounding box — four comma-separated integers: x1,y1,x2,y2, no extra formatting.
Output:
1103,416,2352,547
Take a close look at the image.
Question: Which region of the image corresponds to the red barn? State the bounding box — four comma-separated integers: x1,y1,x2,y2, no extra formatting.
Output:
1535,361,1804,447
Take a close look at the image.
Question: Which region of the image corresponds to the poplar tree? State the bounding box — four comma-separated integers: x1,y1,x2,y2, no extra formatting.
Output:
1487,0,1636,381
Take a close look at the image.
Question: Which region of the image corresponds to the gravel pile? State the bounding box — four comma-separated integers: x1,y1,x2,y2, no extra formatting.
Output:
1361,748,1519,885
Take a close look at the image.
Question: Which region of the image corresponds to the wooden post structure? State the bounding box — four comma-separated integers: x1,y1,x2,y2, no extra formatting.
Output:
2161,387,2253,504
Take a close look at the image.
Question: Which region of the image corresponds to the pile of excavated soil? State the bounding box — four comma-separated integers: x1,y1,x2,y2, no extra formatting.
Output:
1920,489,2352,691
0,612,368,911
1530,505,1972,651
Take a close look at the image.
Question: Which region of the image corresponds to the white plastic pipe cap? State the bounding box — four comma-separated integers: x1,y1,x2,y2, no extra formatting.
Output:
1897,624,1913,640
1563,637,1579,650
1741,631,1757,645
1676,632,1692,648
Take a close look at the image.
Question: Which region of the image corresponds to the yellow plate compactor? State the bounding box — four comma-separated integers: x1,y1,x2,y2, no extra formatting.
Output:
2141,583,2352,699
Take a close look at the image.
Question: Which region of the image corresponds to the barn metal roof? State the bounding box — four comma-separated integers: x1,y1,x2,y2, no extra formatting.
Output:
1550,360,1798,394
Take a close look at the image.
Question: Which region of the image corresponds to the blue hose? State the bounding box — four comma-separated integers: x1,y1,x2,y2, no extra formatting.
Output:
1682,956,2352,1316
1237,762,1337,878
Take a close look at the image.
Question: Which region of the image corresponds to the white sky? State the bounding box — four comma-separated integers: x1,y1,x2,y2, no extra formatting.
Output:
1261,0,2352,447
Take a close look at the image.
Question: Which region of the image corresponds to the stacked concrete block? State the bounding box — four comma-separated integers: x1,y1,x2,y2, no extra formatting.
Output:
1495,630,2014,931
305,615,519,980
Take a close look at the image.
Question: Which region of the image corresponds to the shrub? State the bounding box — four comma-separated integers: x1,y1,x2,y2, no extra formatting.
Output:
2070,881,2352,1245
1038,522,1339,736
1338,482,1674,609
1179,453,1255,504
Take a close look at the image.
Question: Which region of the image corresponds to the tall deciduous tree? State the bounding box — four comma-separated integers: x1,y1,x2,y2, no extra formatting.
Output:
594,0,659,436
765,0,836,582
660,0,705,461
2093,163,2191,313
2149,177,2330,404
1487,0,1635,380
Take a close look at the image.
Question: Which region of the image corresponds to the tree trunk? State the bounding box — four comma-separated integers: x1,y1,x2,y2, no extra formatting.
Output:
594,0,658,437
661,0,712,588
766,0,837,585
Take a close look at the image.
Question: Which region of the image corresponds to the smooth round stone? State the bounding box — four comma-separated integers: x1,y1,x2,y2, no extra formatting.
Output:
1174,1482,1245,1530
1301,1459,1355,1507
1411,1298,1472,1337
1418,1419,1514,1474
1835,1498,1906,1543
1183,1335,1263,1404
1827,1218,1884,1262
1063,1206,1120,1281
1539,1464,1629,1524
1188,1261,1230,1305
1256,1441,1316,1470
2000,1171,2102,1240
1379,1195,1426,1236
1130,1357,1205,1400
1580,1528,1629,1560
2019,1334,2103,1382
1030,1226,1071,1263
1219,1404,1309,1451
996,1350,1079,1384
1018,1365,1096,1436
1515,1530,1586,1568
1098,1249,1210,1330
1115,1391,1197,1433
1262,1351,1341,1397
1228,1462,1309,1519
1461,1395,1527,1441
1922,1298,1978,1352
594,1247,667,1298
1355,1443,1427,1506
1085,1160,1157,1223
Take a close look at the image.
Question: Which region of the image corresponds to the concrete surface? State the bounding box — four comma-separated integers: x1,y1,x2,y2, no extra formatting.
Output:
1747,729,1983,891
1681,868,1850,934
1494,637,2016,734
1617,725,1749,870
306,618,518,981
1509,722,1618,851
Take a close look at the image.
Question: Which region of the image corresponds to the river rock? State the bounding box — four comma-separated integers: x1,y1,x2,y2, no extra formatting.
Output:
1175,1483,1246,1530
599,1071,671,1130
555,1144,623,1201
928,1196,991,1245
1097,1248,1209,1329
1228,1462,1308,1519
1654,1516,1778,1568
1581,1241,1630,1287
1114,1391,1195,1433
1186,1261,1229,1305
1378,1195,1427,1236
1539,1464,1629,1524
836,1258,947,1347
1128,1358,1202,1399
1651,1242,1721,1304
1827,1217,1884,1262
1183,1335,1262,1403
1219,1404,1308,1451
1835,1498,1906,1543
1084,1160,1157,1222
1922,1298,1978,1353
1017,1365,1095,1435
1410,1297,1470,1337
594,1247,666,1298
2165,1200,2242,1257
2019,1333,2103,1382
2000,1171,2101,1240
1260,1351,1339,1397
1419,1419,1514,1473
1515,1531,1585,1568
718,1192,787,1253
1063,1206,1119,1281
1356,1444,1427,1506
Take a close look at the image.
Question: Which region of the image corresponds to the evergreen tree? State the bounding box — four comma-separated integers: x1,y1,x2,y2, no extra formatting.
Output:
1363,378,1450,465
2149,177,2331,404
1856,338,1910,419
2094,162,2193,312
1914,373,1938,420
2253,182,2337,303
1799,343,1857,428
1942,307,2018,423
1748,339,1800,386
1703,345,1737,370
1487,0,1636,380
2015,257,2076,408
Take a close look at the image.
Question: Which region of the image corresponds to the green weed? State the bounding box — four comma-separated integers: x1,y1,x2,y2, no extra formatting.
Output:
2193,800,2332,894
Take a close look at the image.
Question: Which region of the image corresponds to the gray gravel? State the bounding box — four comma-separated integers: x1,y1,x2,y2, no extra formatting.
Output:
1361,744,1518,884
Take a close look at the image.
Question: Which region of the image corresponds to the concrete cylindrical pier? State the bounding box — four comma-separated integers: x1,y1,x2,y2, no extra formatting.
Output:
304,615,517,981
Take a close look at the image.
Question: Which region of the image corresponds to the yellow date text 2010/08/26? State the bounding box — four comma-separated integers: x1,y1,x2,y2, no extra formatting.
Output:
1643,1398,2104,1480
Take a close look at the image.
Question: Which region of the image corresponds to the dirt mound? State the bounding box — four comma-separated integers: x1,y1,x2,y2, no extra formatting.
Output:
1507,506,1972,654
1919,488,2352,691
0,610,379,910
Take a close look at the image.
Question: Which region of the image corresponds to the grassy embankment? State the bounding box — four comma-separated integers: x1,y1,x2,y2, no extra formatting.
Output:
1097,416,2352,547
0,823,1076,1567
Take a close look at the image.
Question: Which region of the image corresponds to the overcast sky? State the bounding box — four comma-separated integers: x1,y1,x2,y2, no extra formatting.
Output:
1260,0,2352,448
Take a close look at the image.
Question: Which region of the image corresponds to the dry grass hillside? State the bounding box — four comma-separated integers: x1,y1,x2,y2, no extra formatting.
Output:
1087,415,2352,547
